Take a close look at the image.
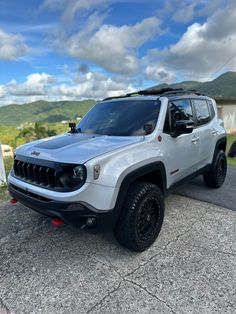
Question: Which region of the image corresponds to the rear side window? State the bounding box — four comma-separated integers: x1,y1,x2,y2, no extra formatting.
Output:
164,99,193,133
170,99,193,121
193,100,210,126
207,100,215,118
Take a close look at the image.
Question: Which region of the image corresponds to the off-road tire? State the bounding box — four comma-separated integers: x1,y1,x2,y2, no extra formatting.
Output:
114,181,164,252
203,150,227,188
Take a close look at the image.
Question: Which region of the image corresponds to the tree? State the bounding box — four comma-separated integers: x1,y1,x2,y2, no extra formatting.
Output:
16,123,57,144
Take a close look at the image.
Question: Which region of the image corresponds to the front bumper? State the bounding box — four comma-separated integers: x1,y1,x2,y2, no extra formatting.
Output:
8,183,118,232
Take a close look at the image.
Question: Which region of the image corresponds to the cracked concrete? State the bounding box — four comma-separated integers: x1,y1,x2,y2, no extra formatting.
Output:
0,195,236,313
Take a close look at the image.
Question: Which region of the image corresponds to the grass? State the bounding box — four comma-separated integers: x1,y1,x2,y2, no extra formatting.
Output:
0,133,235,202
227,134,236,166
0,157,13,202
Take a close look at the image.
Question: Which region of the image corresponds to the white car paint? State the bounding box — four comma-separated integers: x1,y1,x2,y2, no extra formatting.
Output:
8,94,226,212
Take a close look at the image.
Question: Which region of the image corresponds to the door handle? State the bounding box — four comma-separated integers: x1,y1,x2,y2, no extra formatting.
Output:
191,136,199,144
212,129,218,135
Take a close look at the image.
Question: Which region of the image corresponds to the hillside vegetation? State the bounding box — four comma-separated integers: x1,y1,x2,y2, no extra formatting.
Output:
0,99,96,126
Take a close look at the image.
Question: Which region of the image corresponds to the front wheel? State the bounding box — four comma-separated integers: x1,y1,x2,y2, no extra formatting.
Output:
114,182,164,252
203,150,227,188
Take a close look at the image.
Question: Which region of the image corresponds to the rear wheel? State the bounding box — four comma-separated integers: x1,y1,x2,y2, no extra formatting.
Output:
203,150,227,188
114,182,164,252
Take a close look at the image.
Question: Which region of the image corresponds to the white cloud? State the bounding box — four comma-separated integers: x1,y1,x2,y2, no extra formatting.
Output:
78,64,90,74
0,85,5,98
42,1,163,76
64,17,162,74
197,0,225,17
51,71,135,99
6,73,55,96
145,2,236,81
42,0,109,22
0,71,138,106
159,0,225,24
172,2,196,24
0,29,28,60
145,66,176,84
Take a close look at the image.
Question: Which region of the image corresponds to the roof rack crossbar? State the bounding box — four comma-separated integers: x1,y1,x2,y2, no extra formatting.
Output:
102,95,128,101
102,88,204,101
157,89,203,96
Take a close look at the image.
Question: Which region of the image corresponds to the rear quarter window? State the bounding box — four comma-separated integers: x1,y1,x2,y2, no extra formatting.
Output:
207,100,216,118
193,99,211,126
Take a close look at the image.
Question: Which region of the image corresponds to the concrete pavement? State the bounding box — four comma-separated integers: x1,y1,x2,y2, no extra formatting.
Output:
175,166,236,211
0,196,236,313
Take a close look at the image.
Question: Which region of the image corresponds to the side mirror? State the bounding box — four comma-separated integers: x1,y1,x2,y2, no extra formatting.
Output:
69,122,77,134
171,120,194,137
143,124,153,135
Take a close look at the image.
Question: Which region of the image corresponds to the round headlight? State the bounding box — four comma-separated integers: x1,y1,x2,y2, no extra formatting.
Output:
72,165,85,181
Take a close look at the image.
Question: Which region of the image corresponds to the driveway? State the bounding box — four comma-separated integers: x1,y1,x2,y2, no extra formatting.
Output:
175,166,236,211
0,195,236,313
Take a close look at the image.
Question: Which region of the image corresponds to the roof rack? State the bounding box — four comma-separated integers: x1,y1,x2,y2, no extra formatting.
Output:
103,88,204,101
144,88,204,96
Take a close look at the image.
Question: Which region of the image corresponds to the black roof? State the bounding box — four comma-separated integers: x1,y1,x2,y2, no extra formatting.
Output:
103,88,205,101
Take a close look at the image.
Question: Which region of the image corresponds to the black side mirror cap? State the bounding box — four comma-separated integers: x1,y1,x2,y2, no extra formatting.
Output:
143,124,153,135
171,120,194,137
69,122,77,134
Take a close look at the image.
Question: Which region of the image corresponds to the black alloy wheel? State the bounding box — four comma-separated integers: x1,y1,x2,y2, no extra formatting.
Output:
136,196,160,242
114,181,164,252
203,150,227,188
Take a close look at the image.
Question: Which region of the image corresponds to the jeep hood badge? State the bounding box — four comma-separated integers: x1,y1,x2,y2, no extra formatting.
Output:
31,151,40,156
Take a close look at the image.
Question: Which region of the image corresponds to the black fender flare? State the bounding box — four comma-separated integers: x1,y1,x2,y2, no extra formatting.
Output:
212,136,227,162
112,162,167,225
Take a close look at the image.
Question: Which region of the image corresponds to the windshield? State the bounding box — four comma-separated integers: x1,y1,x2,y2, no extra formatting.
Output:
77,99,161,136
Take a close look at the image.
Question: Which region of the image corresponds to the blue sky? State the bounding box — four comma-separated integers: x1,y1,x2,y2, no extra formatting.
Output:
0,0,235,106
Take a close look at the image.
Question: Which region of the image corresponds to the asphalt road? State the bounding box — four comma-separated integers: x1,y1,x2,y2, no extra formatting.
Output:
175,166,236,211
0,196,236,313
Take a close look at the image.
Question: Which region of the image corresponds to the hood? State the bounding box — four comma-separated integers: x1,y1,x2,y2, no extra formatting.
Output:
16,133,143,164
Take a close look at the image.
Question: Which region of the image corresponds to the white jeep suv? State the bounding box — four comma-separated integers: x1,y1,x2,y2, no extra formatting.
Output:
8,88,227,251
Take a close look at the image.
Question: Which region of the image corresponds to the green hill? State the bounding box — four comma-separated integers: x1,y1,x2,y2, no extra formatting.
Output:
151,71,236,98
0,99,96,126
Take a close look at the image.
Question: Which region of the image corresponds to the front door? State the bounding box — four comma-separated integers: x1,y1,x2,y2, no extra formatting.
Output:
162,98,200,188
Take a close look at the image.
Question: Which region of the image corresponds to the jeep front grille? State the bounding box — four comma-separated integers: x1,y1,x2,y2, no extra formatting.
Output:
13,160,62,188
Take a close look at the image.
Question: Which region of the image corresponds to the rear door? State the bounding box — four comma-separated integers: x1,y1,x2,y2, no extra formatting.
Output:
162,98,200,187
192,99,214,167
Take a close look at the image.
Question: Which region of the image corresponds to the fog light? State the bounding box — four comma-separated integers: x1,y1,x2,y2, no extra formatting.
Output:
86,217,97,228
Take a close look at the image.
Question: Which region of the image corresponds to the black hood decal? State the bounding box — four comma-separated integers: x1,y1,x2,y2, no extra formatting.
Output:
35,134,99,150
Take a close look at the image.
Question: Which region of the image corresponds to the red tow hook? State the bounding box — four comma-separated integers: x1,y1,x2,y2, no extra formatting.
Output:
51,217,64,227
10,198,18,204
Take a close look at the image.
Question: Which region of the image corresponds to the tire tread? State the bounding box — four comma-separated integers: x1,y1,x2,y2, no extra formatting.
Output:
114,181,164,252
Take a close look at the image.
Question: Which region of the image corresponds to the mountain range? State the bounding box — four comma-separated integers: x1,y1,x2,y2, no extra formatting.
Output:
152,71,236,98
0,72,236,126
